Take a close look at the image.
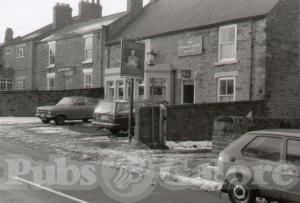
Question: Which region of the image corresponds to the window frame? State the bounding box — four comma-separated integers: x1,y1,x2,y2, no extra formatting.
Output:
47,76,55,90
136,79,145,100
83,34,93,63
83,72,93,89
107,81,115,101
218,24,237,62
16,44,26,58
217,77,236,102
116,80,125,100
0,78,13,91
48,42,56,66
65,76,72,90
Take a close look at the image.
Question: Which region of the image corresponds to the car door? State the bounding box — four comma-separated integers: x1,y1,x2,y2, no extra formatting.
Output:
115,102,130,130
85,98,97,118
279,138,300,202
72,97,88,119
240,136,284,199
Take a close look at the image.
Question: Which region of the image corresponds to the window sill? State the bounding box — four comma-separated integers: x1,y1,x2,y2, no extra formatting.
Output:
47,64,55,69
214,59,239,66
82,60,93,65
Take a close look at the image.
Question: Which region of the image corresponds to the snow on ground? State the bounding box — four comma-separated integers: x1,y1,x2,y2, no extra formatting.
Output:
28,126,81,136
166,141,212,150
0,117,40,125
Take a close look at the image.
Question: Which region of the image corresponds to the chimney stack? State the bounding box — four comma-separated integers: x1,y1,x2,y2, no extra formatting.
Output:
53,3,73,30
79,0,102,21
5,28,13,43
127,0,143,14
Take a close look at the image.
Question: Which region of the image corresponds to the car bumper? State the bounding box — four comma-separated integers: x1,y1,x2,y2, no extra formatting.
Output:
35,114,53,119
92,121,120,129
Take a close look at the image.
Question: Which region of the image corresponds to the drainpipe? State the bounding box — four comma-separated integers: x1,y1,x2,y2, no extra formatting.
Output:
249,19,254,101
172,69,177,105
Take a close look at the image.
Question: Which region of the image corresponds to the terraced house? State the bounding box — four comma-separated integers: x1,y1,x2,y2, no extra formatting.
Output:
0,0,145,91
105,0,300,117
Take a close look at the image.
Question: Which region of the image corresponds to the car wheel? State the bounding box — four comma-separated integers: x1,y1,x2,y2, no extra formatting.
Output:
82,118,89,123
41,118,51,124
109,129,120,134
228,182,256,203
55,116,65,125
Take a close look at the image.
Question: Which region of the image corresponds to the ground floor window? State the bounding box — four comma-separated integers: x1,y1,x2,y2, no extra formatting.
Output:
47,77,55,90
84,73,92,89
65,76,72,89
117,80,125,100
150,78,167,101
136,79,144,100
16,79,25,90
107,81,115,101
218,77,235,102
182,79,195,104
0,78,13,91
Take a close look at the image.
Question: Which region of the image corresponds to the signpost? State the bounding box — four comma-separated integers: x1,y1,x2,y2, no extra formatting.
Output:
120,37,145,142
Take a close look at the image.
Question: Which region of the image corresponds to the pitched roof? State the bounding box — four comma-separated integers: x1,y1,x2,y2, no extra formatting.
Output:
41,12,127,42
111,0,279,42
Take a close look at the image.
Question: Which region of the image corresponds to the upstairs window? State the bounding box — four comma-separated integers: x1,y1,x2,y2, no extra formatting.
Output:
83,34,93,62
16,44,26,58
48,42,56,66
218,77,235,102
219,24,237,62
6,48,11,55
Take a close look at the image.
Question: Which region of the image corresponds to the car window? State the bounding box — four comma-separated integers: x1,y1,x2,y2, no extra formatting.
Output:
85,98,98,105
243,136,283,162
117,103,130,113
287,139,300,166
74,97,86,106
95,102,114,114
56,97,75,106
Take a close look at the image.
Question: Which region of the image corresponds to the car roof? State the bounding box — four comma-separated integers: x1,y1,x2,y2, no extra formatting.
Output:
248,129,300,138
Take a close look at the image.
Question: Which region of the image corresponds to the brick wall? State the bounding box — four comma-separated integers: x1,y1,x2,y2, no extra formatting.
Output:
264,0,300,118
165,101,265,141
212,116,300,156
0,88,104,116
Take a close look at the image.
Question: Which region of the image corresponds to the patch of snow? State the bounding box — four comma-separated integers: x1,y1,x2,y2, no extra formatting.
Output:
28,126,80,136
166,141,212,150
0,117,40,125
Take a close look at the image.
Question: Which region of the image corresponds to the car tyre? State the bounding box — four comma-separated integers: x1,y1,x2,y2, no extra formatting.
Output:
228,182,256,203
55,116,65,125
82,118,89,123
41,118,51,124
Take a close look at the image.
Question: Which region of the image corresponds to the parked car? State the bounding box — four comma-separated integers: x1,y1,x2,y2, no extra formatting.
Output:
93,100,162,134
217,129,300,203
36,96,99,125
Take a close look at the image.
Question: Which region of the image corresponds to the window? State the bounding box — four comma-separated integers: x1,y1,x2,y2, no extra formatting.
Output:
182,79,195,104
243,136,283,162
6,48,11,55
0,78,13,91
74,97,86,106
117,80,125,100
219,24,237,62
107,81,115,101
16,79,25,90
65,76,72,89
286,140,300,166
48,42,56,66
84,73,92,88
218,77,235,102
16,44,26,58
136,79,144,100
83,35,93,62
47,76,55,90
117,103,130,113
150,78,167,101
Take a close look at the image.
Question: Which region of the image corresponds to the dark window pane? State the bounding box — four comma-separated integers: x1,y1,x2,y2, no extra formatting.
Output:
287,140,300,166
227,79,234,94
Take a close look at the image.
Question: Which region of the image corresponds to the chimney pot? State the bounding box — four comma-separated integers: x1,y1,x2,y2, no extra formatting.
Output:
79,0,102,20
53,2,73,30
127,0,143,13
4,28,14,43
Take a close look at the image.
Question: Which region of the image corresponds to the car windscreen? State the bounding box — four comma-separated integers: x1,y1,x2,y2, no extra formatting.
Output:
56,97,75,106
95,102,114,114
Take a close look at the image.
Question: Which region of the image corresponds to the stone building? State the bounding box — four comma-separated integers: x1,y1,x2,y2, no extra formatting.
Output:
105,0,300,117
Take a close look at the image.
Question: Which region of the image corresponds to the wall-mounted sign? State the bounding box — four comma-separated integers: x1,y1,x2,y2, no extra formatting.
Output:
121,38,145,78
181,70,192,78
178,36,203,57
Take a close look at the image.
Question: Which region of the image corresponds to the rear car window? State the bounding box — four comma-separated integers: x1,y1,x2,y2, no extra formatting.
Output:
286,139,300,166
242,136,283,162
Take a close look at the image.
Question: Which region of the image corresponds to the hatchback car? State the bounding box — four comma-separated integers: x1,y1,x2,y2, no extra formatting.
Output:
36,96,99,125
218,129,300,203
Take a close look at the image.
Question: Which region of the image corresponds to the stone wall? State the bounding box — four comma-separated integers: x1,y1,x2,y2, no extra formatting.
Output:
0,88,104,117
212,116,300,156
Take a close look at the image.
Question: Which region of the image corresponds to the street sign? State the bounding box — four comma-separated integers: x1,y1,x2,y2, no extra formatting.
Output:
121,38,145,78
178,36,203,57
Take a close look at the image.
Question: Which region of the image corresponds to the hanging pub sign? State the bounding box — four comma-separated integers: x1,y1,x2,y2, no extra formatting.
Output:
121,37,145,78
177,35,203,57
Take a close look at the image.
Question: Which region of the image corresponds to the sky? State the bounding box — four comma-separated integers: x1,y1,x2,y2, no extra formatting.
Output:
0,0,142,42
